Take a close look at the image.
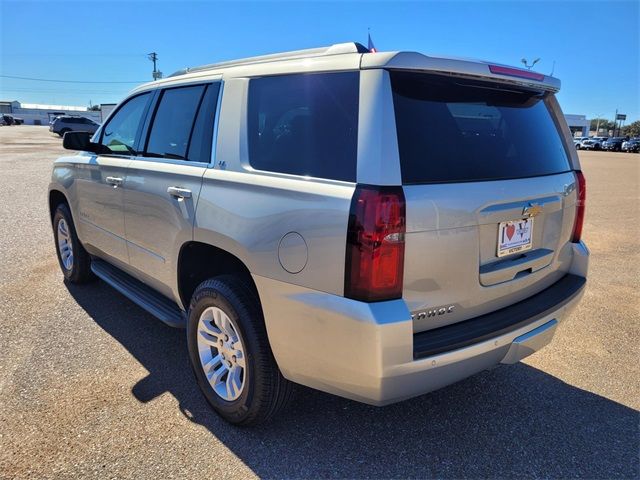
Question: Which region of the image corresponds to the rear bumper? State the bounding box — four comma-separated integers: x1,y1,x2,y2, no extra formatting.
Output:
254,241,589,406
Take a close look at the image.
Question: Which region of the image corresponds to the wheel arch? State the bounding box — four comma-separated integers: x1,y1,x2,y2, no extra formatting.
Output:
49,189,69,223
177,241,260,310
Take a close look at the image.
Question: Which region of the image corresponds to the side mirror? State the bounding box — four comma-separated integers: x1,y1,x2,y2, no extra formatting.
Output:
62,131,106,154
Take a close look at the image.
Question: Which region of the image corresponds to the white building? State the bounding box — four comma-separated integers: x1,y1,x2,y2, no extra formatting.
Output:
564,114,590,137
0,100,111,125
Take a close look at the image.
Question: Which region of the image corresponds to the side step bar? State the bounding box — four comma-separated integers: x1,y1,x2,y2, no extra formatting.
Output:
91,259,186,328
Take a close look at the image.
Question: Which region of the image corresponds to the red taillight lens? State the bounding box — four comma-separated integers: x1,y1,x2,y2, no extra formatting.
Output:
572,171,586,243
345,185,406,302
488,64,545,81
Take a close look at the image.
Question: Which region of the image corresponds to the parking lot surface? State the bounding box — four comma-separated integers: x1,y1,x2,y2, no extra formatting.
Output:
1,126,638,479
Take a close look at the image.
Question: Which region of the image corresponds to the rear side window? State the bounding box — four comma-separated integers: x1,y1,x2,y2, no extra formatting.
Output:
247,71,359,182
187,83,221,163
146,85,206,160
390,72,571,184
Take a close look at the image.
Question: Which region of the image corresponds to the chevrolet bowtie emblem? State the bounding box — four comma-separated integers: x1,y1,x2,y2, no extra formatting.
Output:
523,203,543,218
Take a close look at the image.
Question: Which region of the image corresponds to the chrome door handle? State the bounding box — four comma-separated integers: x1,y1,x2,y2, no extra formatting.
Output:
105,176,123,187
167,186,192,199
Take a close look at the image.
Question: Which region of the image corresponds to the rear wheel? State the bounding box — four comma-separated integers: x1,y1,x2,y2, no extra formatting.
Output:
187,275,293,425
53,203,93,283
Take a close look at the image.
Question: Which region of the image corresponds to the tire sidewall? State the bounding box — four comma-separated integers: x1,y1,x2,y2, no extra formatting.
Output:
187,282,258,424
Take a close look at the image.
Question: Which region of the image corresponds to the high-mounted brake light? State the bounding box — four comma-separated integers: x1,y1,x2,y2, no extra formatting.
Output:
488,64,545,81
345,185,406,302
572,171,586,243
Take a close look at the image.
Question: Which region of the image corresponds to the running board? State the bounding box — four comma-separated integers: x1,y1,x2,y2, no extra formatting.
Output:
91,259,186,328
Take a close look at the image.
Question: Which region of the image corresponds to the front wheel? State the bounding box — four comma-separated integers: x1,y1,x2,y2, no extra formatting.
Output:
53,203,93,283
186,275,293,426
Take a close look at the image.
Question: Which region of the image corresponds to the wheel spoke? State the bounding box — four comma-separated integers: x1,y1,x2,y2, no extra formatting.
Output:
198,330,220,347
220,316,235,338
208,364,227,386
234,351,245,368
200,318,222,338
202,354,223,373
227,366,242,397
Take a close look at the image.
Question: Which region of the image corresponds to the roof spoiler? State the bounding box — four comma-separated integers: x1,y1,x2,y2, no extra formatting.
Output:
361,52,561,92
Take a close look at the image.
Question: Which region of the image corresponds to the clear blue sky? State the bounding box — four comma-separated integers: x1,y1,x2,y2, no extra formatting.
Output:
1,0,638,122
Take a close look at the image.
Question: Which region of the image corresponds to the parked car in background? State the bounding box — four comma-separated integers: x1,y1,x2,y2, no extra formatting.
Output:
49,115,65,125
602,137,628,152
0,114,23,126
50,116,100,137
622,138,640,153
581,137,608,150
573,136,589,149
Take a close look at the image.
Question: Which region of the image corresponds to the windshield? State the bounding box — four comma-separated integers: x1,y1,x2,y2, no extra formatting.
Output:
390,71,571,184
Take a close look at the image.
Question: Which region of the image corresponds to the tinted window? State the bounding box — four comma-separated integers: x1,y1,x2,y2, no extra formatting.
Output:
247,72,359,182
187,83,220,163
146,85,205,160
101,93,151,154
390,72,571,184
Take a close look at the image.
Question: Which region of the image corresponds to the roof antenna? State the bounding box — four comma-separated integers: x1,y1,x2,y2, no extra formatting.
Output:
367,27,377,53
550,60,556,77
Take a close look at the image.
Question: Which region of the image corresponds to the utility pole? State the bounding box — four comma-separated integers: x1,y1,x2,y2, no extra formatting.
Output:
148,52,162,80
594,113,604,136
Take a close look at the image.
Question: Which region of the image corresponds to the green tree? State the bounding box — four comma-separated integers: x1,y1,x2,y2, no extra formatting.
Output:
621,120,640,137
87,104,101,111
590,118,614,132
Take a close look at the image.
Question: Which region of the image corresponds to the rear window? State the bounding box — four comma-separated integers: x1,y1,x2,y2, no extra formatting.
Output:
390,72,571,184
247,71,359,182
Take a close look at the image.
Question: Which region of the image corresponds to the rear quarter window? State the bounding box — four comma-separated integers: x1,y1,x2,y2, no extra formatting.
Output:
390,72,571,184
247,71,359,182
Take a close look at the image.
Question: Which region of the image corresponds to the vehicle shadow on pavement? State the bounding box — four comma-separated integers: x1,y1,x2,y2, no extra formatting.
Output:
67,281,639,479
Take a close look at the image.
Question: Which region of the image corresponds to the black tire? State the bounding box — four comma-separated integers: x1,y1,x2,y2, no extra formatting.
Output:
187,275,293,426
53,203,93,283
58,128,70,137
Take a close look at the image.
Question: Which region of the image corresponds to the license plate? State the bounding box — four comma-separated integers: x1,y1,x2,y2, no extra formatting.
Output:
497,218,533,257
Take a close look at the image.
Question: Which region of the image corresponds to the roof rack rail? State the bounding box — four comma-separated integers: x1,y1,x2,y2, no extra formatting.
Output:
168,42,369,78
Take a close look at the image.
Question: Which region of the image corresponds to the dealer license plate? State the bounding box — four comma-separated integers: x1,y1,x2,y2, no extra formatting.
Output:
497,218,533,257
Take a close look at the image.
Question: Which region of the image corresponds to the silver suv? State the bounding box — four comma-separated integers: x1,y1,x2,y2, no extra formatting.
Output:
49,43,589,425
50,115,100,137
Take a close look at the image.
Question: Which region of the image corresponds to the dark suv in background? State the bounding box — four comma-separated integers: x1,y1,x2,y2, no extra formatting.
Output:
602,137,628,152
50,116,100,137
622,138,640,153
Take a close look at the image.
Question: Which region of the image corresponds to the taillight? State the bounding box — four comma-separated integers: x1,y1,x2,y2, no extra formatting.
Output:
488,64,545,81
572,171,586,242
344,185,406,302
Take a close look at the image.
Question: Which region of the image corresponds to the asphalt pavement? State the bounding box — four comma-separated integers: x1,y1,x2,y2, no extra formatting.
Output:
0,126,638,479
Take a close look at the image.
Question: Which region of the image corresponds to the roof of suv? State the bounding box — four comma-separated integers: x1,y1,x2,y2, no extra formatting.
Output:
131,42,560,95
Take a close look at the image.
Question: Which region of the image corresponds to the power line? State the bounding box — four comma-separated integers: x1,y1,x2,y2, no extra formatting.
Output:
0,75,146,84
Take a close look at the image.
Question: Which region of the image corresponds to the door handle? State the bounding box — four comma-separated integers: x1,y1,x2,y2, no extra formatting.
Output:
167,186,192,199
105,176,123,187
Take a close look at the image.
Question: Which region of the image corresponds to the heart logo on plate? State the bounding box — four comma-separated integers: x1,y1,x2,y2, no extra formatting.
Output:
506,224,516,240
